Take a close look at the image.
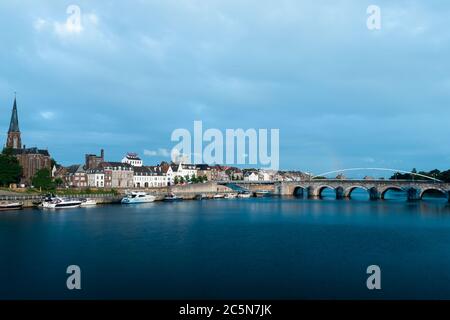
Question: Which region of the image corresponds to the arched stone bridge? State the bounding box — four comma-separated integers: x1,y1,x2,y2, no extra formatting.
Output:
220,180,450,201
279,180,450,201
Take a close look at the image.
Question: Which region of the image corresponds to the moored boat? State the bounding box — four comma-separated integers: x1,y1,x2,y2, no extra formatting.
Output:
80,198,98,207
238,192,252,198
254,190,272,197
121,192,155,204
42,197,82,209
213,194,225,199
164,193,183,202
0,201,23,211
224,193,238,199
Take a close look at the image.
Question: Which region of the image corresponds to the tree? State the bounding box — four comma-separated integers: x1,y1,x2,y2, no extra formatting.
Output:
440,170,450,182
190,174,198,183
174,176,180,185
0,149,22,187
32,168,54,191
54,177,64,187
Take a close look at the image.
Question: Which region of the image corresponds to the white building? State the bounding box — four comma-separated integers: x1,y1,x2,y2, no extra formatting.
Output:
87,169,105,188
171,163,197,182
244,172,259,182
121,153,143,167
162,165,174,185
259,171,272,181
133,166,169,188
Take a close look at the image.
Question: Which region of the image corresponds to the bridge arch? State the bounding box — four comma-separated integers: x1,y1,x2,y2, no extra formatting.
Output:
420,188,448,200
379,186,406,199
317,185,336,198
293,186,307,198
343,186,369,198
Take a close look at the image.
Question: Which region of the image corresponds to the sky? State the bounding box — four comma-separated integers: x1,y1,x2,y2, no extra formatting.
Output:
0,0,449,175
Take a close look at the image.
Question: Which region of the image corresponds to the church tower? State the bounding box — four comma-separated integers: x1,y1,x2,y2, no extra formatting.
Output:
6,96,22,149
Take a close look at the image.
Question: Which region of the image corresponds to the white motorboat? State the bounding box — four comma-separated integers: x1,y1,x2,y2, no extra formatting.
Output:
0,201,23,211
42,197,82,209
238,192,252,198
213,194,225,199
121,192,156,204
255,190,272,197
80,198,97,207
224,193,238,199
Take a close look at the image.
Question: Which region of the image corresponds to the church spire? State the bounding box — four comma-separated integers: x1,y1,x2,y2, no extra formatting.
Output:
8,94,20,133
6,94,22,149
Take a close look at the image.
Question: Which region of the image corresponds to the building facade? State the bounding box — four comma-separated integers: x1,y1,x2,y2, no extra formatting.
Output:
133,166,169,188
65,165,88,188
100,162,133,188
87,169,105,188
171,163,197,182
85,149,104,170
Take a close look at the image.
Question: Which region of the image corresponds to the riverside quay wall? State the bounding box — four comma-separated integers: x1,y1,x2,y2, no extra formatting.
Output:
0,182,234,207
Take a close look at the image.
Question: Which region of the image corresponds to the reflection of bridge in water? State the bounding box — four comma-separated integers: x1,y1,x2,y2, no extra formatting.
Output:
220,180,450,201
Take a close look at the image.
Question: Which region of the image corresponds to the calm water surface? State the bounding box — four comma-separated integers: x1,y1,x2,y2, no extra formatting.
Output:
1,194,450,299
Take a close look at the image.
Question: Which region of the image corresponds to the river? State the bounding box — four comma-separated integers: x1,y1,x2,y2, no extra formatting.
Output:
1,193,450,299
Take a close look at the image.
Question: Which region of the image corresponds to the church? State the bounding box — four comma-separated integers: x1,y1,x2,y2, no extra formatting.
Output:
4,97,52,185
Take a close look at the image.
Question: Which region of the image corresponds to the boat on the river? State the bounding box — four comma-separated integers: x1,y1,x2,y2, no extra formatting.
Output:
213,194,225,199
121,192,155,204
224,193,238,199
0,201,23,211
42,197,82,209
238,192,252,198
164,193,183,202
254,190,272,197
80,198,98,207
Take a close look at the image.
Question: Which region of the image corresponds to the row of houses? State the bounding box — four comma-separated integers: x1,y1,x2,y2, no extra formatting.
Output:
54,151,240,189
56,160,199,189
54,150,310,189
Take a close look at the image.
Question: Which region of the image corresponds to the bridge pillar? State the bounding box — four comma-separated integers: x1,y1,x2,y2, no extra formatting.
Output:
336,187,345,200
407,188,421,201
369,187,380,201
307,186,319,199
279,183,292,196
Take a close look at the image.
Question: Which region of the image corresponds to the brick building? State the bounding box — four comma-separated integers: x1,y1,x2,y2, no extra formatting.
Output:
4,97,52,185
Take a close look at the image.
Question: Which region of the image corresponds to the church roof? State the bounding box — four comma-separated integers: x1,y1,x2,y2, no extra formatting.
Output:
8,97,20,133
10,147,50,157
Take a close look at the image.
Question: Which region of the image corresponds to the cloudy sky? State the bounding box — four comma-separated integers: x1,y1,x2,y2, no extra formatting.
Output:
0,1,449,174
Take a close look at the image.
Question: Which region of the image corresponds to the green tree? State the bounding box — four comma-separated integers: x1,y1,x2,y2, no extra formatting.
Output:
0,149,22,186
32,168,54,191
174,176,180,185
179,176,185,184
190,174,198,183
54,177,64,187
